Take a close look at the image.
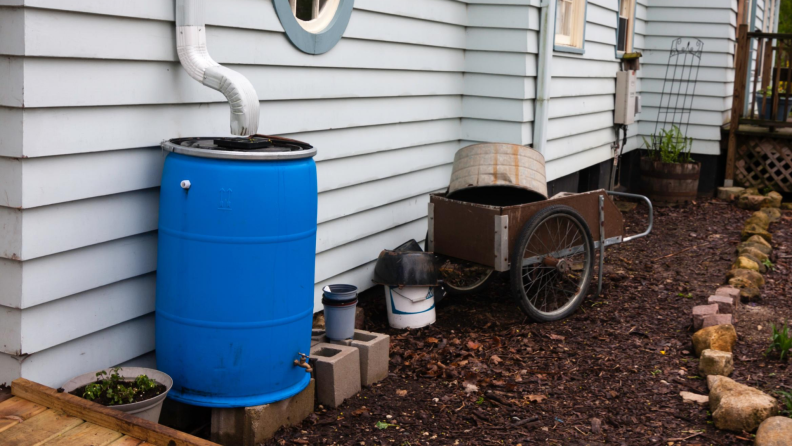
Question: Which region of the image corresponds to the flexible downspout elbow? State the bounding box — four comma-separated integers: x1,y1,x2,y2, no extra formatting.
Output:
176,0,260,136
533,0,556,156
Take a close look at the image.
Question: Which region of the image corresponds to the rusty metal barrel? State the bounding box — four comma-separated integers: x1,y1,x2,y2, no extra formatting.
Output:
639,157,701,206
448,143,547,206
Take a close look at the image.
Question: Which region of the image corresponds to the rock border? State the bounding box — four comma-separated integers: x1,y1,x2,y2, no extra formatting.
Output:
683,187,787,440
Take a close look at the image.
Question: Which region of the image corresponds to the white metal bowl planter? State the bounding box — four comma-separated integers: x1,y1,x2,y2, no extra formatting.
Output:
61,367,173,423
175,0,260,136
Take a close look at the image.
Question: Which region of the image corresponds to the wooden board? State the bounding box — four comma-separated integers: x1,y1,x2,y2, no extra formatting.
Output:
0,409,83,446
11,379,218,446
0,397,48,433
39,422,123,446
107,436,146,446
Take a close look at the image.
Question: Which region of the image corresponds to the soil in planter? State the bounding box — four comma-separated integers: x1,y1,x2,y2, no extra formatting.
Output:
70,381,167,407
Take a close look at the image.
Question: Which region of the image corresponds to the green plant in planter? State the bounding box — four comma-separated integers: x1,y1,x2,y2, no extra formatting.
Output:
766,321,792,361
82,367,159,406
642,125,694,164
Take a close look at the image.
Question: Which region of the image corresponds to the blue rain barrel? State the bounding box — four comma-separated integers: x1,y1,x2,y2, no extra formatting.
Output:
156,137,317,408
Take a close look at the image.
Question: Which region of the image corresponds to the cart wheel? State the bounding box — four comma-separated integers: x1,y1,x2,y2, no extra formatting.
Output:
425,233,496,297
442,266,496,296
510,205,594,322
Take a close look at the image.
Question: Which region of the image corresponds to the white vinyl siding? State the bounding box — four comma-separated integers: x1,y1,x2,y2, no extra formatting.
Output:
0,0,469,388
632,0,737,156
544,0,647,180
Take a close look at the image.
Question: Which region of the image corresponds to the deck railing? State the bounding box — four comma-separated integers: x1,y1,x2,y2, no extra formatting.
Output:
736,27,792,128
724,25,792,187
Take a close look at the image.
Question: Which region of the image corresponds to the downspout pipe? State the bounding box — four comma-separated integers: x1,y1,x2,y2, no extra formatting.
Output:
176,0,260,136
742,0,759,116
533,0,557,156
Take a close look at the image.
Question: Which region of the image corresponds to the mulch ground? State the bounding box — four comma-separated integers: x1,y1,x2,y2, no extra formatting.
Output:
266,199,792,446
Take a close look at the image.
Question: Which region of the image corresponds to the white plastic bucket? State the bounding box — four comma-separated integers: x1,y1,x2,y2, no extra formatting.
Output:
384,286,436,329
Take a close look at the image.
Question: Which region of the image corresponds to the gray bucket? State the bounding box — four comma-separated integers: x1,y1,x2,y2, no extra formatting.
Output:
61,367,172,423
323,298,357,340
322,284,358,302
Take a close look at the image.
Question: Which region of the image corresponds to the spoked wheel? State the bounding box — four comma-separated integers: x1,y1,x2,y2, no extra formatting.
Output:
510,205,594,322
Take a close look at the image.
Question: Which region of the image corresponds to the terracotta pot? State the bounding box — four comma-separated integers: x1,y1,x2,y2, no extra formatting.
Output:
640,157,701,206
62,367,173,423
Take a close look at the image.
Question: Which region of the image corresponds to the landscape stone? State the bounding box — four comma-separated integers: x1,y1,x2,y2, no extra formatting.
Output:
702,313,733,329
739,242,772,256
763,191,783,208
692,324,737,357
747,235,773,250
726,269,765,288
699,349,734,377
737,246,769,263
717,187,745,201
741,187,760,196
741,224,772,243
781,203,792,210
708,375,778,432
737,194,768,210
745,212,770,230
741,254,766,273
680,391,709,406
733,256,760,272
692,304,719,331
759,207,781,223
755,417,792,446
739,286,762,302
708,295,736,314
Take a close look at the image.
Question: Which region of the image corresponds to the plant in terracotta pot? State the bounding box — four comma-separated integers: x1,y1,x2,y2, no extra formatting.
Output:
640,125,701,206
63,367,173,423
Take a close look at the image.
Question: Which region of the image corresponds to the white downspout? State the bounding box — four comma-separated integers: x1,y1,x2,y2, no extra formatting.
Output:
533,0,557,156
176,0,260,136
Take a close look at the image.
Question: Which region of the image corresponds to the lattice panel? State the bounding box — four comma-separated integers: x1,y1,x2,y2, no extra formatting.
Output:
735,136,792,192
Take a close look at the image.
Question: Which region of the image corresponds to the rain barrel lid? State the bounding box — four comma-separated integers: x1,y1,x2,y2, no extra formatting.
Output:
162,136,316,161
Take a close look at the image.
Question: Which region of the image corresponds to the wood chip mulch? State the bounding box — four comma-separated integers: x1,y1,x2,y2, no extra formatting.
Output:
267,199,792,446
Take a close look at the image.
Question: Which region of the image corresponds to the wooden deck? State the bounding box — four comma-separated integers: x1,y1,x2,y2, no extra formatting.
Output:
0,379,219,446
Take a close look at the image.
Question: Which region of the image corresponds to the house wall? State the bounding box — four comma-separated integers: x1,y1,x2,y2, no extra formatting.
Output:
0,0,744,389
0,0,542,388
635,0,738,156
547,0,648,180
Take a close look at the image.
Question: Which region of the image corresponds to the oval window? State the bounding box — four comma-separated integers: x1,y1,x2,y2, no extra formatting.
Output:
274,0,354,55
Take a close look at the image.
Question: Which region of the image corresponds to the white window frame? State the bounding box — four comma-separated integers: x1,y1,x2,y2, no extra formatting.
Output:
554,0,588,54
616,0,636,57
289,0,341,34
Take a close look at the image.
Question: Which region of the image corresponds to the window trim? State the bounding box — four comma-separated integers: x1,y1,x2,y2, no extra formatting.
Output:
553,0,588,55
614,0,637,59
274,0,354,55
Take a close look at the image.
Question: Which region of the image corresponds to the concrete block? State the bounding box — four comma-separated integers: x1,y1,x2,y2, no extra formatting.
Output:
717,187,745,201
311,329,327,347
310,343,361,408
331,329,390,387
211,379,315,446
715,286,741,305
702,313,733,329
708,295,736,315
692,304,719,331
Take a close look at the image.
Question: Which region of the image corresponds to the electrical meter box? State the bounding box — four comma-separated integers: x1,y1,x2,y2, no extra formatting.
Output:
615,70,638,125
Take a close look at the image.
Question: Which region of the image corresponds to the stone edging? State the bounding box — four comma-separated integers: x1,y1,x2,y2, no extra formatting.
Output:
682,187,788,441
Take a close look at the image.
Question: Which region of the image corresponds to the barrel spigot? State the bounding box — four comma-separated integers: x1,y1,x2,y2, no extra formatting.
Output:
294,353,312,373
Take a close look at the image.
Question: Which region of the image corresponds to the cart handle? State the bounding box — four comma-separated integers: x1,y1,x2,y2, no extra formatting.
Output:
606,191,653,243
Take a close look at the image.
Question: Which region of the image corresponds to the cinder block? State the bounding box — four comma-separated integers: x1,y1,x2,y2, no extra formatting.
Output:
311,329,327,347
708,295,736,315
702,313,733,329
331,329,390,386
692,304,719,331
310,343,361,408
211,379,315,446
